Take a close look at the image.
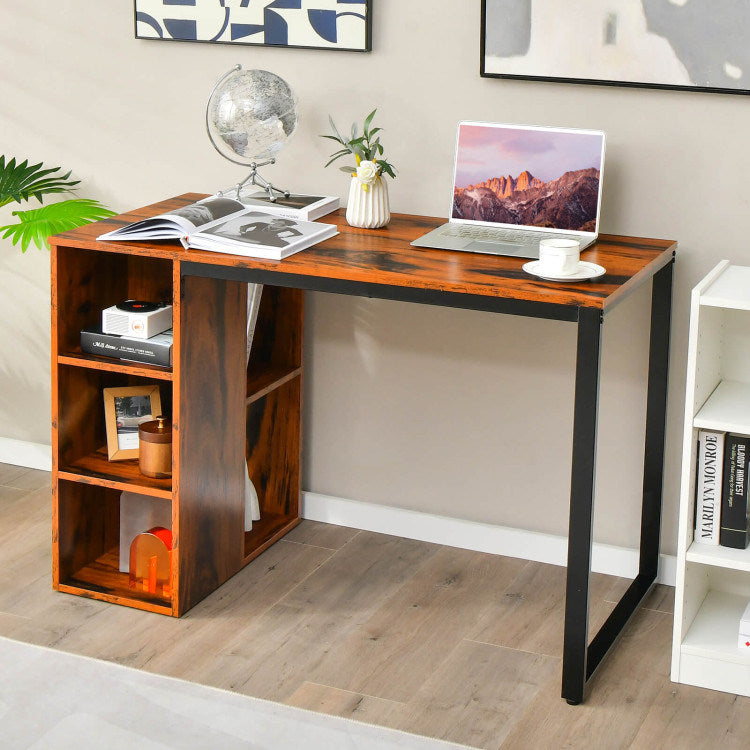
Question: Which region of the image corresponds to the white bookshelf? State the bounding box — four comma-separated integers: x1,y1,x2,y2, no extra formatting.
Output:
672,261,750,697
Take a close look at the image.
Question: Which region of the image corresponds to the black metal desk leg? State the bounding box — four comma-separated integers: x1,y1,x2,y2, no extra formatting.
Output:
639,260,674,580
562,306,602,705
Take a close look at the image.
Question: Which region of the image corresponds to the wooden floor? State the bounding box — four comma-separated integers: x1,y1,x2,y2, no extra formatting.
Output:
2,464,749,749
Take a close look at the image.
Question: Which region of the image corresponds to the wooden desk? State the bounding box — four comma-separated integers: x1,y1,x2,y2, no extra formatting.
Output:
50,194,676,704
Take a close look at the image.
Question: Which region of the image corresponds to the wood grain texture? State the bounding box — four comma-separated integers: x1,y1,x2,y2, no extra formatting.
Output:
177,273,247,614
58,447,172,498
52,244,172,354
50,194,676,312
468,561,618,658
5,495,750,750
308,545,528,703
248,286,304,373
56,367,172,477
55,482,118,587
286,682,405,726
246,377,301,521
213,531,439,701
500,608,673,750
282,519,360,550
57,353,173,381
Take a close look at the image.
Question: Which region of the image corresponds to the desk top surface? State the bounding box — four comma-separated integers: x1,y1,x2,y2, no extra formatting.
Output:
51,193,676,313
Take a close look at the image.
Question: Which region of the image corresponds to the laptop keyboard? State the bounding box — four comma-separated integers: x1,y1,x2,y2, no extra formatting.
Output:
441,225,574,246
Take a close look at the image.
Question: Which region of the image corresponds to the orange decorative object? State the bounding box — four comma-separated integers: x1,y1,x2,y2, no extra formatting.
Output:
129,527,172,597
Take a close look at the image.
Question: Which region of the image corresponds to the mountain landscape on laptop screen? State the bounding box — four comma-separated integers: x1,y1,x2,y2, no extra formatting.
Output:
452,125,603,231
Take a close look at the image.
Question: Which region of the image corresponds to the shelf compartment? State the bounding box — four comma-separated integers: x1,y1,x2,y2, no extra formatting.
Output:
243,512,301,564
56,366,172,483
54,246,173,356
700,265,750,310
58,351,172,381
247,365,301,405
55,481,173,615
687,542,750,573
59,446,172,499
59,548,172,615
693,379,750,434
681,590,750,664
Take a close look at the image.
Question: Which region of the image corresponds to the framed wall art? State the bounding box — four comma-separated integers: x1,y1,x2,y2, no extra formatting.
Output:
104,385,162,461
134,0,371,52
481,0,750,95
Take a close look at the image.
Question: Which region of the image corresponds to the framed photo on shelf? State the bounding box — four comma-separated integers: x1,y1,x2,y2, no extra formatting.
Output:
104,385,162,461
134,0,372,52
481,0,750,95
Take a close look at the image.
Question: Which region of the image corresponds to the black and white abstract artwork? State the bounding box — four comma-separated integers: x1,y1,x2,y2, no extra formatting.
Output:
135,0,371,52
481,0,750,94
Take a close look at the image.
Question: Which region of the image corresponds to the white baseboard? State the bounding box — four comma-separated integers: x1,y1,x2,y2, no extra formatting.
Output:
0,443,676,585
0,438,52,472
302,491,676,586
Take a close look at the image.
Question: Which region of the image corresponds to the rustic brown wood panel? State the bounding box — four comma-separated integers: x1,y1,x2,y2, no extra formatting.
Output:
57,353,173,381
52,245,172,355
170,260,182,615
56,481,119,584
177,272,247,615
246,366,302,405
246,376,301,522
50,194,676,312
248,286,304,374
127,253,172,306
63,548,171,610
242,513,301,563
59,447,172,497
57,367,172,468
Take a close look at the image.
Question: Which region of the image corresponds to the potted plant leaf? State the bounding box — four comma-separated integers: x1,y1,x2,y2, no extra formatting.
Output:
0,156,114,252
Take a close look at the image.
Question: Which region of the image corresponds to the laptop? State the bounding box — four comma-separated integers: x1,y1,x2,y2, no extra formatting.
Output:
412,122,606,258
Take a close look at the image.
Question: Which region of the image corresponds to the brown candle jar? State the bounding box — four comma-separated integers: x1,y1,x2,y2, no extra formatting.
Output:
139,415,172,478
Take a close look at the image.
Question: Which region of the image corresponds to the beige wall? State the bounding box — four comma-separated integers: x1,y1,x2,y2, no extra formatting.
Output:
3,2,749,553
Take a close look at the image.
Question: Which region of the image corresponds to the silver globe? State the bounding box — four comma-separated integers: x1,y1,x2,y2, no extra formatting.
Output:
206,65,297,200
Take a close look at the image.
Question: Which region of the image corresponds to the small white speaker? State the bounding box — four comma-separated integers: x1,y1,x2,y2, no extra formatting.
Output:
102,301,172,340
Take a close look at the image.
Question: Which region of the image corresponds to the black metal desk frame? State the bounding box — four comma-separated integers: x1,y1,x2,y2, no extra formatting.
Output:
183,255,674,705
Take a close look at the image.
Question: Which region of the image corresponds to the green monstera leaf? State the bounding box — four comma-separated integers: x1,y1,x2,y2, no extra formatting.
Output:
0,199,115,252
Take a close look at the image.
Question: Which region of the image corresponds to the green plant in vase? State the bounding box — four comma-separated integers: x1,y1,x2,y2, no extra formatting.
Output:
0,156,115,252
321,110,396,229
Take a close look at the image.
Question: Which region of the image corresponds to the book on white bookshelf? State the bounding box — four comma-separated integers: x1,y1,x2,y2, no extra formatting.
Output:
720,433,750,550
694,430,724,546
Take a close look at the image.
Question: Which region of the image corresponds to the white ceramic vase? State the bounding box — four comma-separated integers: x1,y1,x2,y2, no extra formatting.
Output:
346,176,390,229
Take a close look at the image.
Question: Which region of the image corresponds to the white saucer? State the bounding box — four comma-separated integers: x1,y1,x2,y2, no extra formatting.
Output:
522,260,606,282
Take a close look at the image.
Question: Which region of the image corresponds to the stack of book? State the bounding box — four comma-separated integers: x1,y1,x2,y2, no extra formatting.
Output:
694,430,750,549
81,326,173,367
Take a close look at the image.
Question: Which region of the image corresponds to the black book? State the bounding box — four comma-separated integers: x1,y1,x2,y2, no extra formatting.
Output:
720,433,750,549
81,326,172,367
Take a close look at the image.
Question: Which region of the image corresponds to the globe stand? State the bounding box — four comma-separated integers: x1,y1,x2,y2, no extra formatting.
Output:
223,158,291,203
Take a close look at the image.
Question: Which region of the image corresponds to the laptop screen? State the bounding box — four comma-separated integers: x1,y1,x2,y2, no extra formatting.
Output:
451,122,605,233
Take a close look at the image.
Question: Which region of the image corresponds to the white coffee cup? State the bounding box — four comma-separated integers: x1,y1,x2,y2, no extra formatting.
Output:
538,238,581,276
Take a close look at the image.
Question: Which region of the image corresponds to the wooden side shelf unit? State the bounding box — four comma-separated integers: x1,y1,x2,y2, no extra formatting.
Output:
672,261,750,695
50,241,302,616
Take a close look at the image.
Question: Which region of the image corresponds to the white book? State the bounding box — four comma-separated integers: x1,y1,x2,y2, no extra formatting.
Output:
232,191,339,221
98,195,338,260
188,211,337,260
694,430,724,545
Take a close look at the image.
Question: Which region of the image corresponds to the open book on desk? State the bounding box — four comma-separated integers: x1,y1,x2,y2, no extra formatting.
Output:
97,195,338,260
